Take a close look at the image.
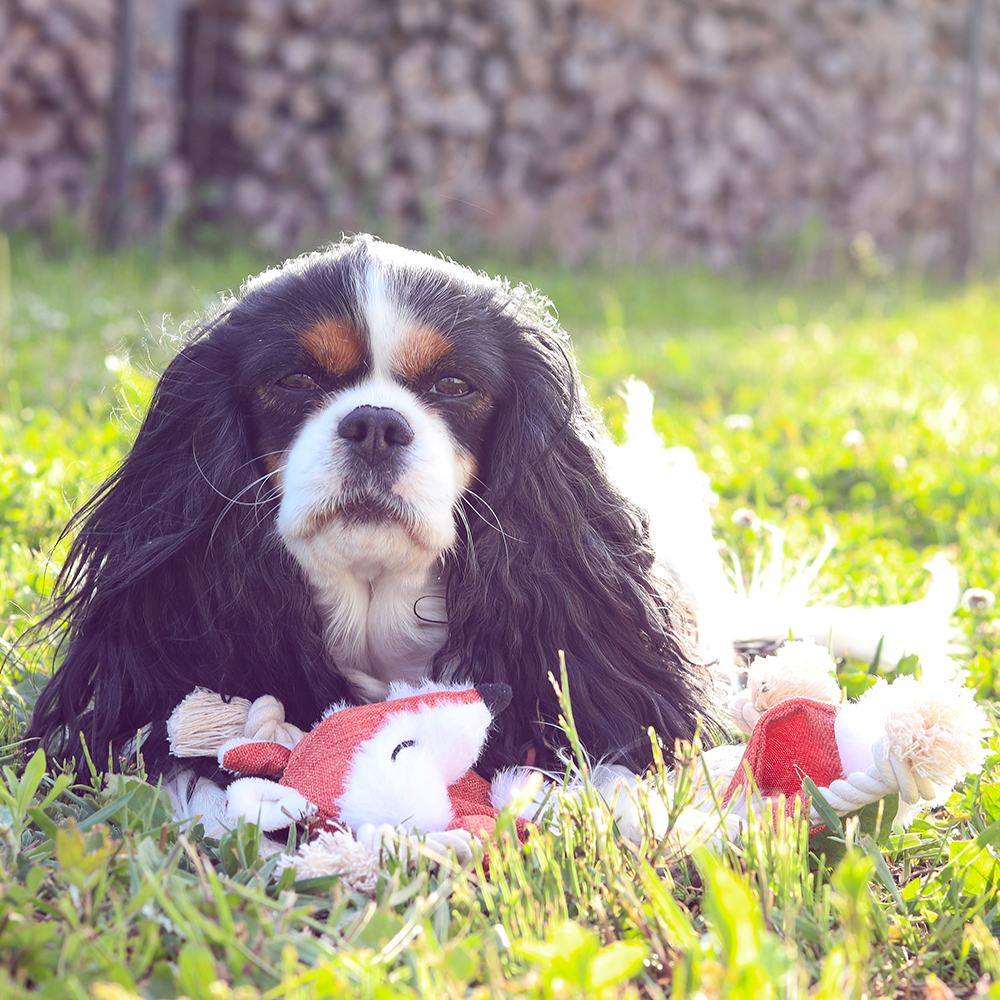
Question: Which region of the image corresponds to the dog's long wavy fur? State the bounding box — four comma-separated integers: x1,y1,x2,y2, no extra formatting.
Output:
26,236,714,782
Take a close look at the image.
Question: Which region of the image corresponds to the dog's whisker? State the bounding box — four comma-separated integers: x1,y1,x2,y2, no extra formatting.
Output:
454,502,478,573
191,445,261,507
462,487,507,534
202,456,286,547
210,483,281,545
462,487,513,574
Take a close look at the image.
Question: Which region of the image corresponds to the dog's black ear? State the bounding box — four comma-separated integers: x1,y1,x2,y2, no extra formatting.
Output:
438,314,713,776
27,320,349,776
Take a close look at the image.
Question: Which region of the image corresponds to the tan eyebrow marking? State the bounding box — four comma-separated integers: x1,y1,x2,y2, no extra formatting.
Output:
389,323,451,381
299,316,364,376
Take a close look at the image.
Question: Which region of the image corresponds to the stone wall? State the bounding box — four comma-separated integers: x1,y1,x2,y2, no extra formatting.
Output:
0,0,188,241
2,0,999,270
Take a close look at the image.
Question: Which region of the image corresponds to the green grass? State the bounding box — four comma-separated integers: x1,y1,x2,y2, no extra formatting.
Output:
2,235,1000,998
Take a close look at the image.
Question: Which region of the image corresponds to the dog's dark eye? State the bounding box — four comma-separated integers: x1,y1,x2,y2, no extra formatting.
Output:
431,376,472,397
391,739,416,761
277,373,320,391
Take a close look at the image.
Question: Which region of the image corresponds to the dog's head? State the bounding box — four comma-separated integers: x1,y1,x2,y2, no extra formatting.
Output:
228,238,514,585
30,235,710,778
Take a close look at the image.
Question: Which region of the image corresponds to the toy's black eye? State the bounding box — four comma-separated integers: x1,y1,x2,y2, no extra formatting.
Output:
277,373,320,391
431,376,471,397
391,739,416,761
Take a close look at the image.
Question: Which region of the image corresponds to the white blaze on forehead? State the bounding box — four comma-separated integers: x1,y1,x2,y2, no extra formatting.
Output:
358,245,457,385
362,255,411,380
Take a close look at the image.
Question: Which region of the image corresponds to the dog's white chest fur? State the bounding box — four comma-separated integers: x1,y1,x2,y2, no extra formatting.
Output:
290,526,449,700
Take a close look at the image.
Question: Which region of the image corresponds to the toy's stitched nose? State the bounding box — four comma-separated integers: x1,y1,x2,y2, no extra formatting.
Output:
338,405,414,465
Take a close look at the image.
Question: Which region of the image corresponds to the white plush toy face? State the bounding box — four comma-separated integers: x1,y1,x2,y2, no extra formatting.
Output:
335,698,493,833
222,683,502,837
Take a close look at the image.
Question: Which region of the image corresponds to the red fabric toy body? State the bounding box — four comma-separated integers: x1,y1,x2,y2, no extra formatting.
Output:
218,684,514,839
722,697,844,827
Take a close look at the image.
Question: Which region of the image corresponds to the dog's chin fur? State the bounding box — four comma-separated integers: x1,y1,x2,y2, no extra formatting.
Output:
26,234,715,782
285,516,450,697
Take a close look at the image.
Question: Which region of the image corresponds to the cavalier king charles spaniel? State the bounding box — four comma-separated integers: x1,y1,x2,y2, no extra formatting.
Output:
28,235,714,792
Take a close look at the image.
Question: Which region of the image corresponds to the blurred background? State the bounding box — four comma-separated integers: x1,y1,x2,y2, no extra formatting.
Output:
1,0,998,279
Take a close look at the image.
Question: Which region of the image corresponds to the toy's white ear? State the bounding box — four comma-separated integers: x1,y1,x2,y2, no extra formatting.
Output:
385,680,478,700
225,778,316,832
419,700,493,785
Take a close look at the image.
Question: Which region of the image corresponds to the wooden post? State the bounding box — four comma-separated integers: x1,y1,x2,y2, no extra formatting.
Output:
106,0,136,249
0,232,10,400
953,0,986,284
183,0,221,183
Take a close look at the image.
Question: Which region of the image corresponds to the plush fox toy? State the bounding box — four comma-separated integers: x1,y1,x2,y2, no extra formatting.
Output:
218,684,514,838
167,680,527,881
719,640,988,831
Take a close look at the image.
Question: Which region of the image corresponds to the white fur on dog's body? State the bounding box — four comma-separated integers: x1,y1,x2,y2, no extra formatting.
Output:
611,381,960,682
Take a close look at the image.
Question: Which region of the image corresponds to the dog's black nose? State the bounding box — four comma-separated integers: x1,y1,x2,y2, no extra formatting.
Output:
338,405,414,465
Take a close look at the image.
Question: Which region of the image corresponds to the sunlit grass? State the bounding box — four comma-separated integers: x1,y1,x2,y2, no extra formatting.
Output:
1,237,999,997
